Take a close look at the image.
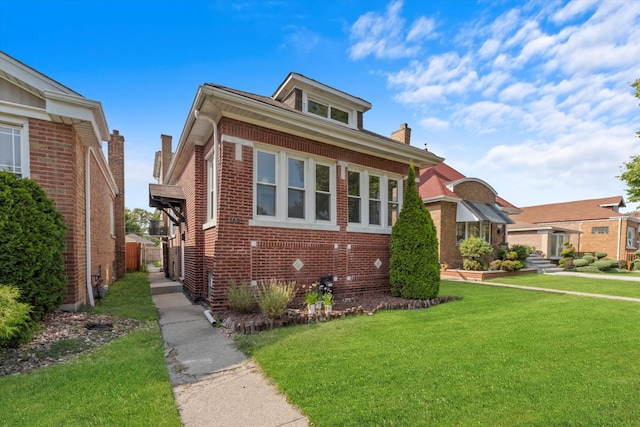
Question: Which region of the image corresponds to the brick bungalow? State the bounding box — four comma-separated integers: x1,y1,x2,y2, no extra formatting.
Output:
419,162,520,269
0,51,125,310
150,72,443,309
508,196,640,262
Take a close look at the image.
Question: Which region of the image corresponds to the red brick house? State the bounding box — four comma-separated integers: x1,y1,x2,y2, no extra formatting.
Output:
150,73,443,309
508,196,640,262
0,51,125,310
419,162,519,269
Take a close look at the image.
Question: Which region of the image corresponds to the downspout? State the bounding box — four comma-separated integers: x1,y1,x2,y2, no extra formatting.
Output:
86,148,95,306
617,216,622,261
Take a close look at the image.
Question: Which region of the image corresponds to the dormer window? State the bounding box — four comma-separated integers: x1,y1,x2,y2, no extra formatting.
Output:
307,98,350,125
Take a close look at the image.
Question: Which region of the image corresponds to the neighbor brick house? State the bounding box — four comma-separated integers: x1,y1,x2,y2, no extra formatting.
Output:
150,73,443,309
419,162,519,269
508,196,640,262
0,51,125,310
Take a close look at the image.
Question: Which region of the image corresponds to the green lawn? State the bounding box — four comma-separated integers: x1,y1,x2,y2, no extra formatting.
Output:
0,272,181,427
486,273,640,298
237,280,640,426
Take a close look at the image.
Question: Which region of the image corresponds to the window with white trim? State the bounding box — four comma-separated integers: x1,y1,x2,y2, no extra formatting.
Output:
456,221,491,243
206,147,218,225
627,226,636,248
0,125,23,177
253,147,336,229
347,168,402,232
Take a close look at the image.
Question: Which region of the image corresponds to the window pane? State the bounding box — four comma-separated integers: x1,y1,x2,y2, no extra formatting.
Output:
348,171,360,196
257,151,276,184
256,185,276,216
330,107,349,124
316,193,330,221
456,223,466,242
469,222,480,238
369,200,380,225
288,158,304,188
348,197,360,223
388,179,398,202
369,175,380,199
315,164,330,192
288,189,305,219
0,131,13,169
308,100,328,117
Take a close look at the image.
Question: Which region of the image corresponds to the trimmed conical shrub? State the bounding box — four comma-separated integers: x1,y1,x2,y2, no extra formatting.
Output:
390,163,440,299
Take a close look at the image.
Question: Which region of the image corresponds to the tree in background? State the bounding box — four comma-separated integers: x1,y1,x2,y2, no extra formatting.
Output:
0,171,67,321
125,208,159,236
617,79,640,201
390,163,440,299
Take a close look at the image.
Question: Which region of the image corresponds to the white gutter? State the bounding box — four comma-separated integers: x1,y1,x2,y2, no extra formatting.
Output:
85,148,95,306
617,216,622,260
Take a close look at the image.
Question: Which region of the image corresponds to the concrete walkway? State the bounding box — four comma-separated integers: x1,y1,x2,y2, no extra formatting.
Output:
149,270,308,427
478,271,640,303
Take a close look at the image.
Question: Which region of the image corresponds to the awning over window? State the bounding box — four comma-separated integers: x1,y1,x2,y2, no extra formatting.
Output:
149,183,186,224
456,200,514,224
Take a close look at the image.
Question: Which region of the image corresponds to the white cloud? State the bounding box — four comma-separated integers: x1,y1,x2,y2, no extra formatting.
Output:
420,117,450,131
348,0,436,60
552,0,598,24
498,82,537,102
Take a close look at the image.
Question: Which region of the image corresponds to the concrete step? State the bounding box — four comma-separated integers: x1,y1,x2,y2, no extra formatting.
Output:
151,280,183,295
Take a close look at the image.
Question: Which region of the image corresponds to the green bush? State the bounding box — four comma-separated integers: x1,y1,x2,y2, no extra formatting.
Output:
0,285,34,348
463,259,483,271
576,266,601,273
595,252,607,259
583,253,593,257
459,236,492,271
226,280,256,313
593,260,619,271
573,259,589,267
509,244,533,262
559,242,577,259
390,164,440,299
501,260,524,271
634,259,640,270
583,255,596,264
505,251,518,261
255,279,295,319
0,172,67,320
489,260,502,270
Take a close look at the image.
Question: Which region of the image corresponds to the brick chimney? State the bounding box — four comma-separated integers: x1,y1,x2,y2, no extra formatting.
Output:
391,123,411,144
161,134,172,183
108,130,126,279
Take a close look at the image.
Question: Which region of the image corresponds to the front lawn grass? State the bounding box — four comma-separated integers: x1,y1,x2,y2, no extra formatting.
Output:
0,272,181,427
237,281,640,426
486,273,640,298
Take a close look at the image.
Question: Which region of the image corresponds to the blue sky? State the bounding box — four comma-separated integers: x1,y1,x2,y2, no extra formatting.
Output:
1,0,639,212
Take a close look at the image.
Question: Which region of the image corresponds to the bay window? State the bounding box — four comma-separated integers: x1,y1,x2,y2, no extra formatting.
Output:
456,221,491,243
347,168,402,232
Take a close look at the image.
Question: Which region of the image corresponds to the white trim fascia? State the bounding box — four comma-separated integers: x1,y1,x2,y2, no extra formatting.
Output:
248,219,340,232
44,90,110,140
422,195,461,204
0,100,49,121
0,52,79,96
446,177,498,195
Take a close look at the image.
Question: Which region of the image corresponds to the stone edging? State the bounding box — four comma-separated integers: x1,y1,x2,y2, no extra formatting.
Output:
221,296,463,335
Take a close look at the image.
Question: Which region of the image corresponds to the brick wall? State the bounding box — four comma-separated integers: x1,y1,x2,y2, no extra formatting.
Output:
89,152,116,285
174,118,411,309
28,118,86,307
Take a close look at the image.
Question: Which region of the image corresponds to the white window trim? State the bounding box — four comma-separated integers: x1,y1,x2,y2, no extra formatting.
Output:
203,145,218,230
250,145,339,231
346,167,403,234
626,226,636,249
301,92,357,128
0,118,30,178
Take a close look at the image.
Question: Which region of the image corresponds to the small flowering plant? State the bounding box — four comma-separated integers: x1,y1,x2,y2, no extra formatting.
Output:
302,283,319,306
322,292,333,307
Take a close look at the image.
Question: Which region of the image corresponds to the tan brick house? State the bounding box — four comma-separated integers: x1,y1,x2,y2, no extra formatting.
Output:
508,196,640,262
150,73,443,309
419,162,519,269
0,51,125,310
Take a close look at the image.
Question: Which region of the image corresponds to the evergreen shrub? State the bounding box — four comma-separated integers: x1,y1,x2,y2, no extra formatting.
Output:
595,252,607,259
0,285,34,348
390,164,440,299
583,255,596,264
0,172,67,320
573,259,589,268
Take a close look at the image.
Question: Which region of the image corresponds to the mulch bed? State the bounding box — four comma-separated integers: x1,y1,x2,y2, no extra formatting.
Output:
212,293,462,335
0,311,145,376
